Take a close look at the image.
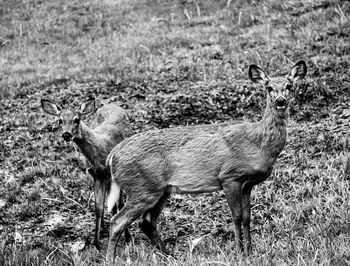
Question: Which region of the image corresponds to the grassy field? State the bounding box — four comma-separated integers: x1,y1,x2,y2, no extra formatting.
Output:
0,0,350,265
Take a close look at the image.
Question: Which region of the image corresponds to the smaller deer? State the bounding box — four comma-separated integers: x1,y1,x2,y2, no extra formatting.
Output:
41,98,133,249
105,61,307,259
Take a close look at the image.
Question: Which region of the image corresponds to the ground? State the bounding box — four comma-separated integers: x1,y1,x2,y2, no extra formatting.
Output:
0,0,350,265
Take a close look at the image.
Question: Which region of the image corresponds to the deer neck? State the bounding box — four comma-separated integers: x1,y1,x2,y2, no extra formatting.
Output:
258,98,288,160
73,122,104,169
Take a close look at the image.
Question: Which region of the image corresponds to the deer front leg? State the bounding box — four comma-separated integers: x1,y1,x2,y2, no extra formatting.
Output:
242,184,253,255
93,177,106,250
222,181,243,252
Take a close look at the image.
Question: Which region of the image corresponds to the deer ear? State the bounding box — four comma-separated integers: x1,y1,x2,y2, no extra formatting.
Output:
41,99,61,116
288,60,307,82
80,99,95,116
249,64,269,84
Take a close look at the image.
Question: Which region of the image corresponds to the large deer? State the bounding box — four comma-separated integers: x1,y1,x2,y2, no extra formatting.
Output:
105,61,307,259
41,98,133,249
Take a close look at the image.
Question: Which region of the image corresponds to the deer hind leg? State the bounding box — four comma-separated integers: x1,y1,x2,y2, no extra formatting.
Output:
113,189,132,243
139,191,170,253
106,192,164,260
222,180,243,252
110,185,132,244
242,184,253,255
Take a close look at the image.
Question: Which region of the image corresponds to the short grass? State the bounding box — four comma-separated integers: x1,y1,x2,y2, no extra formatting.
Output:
0,0,350,265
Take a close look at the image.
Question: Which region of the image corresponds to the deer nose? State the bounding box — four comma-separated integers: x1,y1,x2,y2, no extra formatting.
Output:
275,97,287,108
62,132,72,142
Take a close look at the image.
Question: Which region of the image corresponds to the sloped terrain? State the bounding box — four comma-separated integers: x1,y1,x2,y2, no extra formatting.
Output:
0,0,350,265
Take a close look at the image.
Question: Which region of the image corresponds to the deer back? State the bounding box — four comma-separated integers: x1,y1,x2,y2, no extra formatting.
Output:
91,103,133,141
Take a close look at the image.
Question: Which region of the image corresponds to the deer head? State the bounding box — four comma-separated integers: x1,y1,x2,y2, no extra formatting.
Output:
249,60,307,117
41,99,96,142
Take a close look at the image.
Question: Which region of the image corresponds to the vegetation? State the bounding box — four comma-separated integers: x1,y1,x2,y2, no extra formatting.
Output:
0,0,349,265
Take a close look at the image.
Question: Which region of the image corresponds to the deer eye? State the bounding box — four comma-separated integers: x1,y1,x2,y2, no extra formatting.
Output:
286,84,292,91
267,86,273,93
73,118,80,124
58,118,63,125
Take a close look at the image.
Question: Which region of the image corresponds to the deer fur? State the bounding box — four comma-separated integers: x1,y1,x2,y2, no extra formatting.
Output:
41,98,133,249
105,61,307,259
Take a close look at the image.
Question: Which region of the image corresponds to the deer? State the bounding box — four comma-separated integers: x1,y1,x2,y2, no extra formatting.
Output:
41,98,133,249
105,60,307,259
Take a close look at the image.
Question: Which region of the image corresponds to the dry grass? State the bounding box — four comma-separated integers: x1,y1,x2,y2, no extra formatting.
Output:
0,0,350,265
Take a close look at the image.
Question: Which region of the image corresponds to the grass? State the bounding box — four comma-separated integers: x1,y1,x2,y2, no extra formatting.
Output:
0,0,350,265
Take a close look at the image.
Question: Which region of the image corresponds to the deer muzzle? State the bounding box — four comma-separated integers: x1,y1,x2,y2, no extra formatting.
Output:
275,97,287,109
62,132,73,142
